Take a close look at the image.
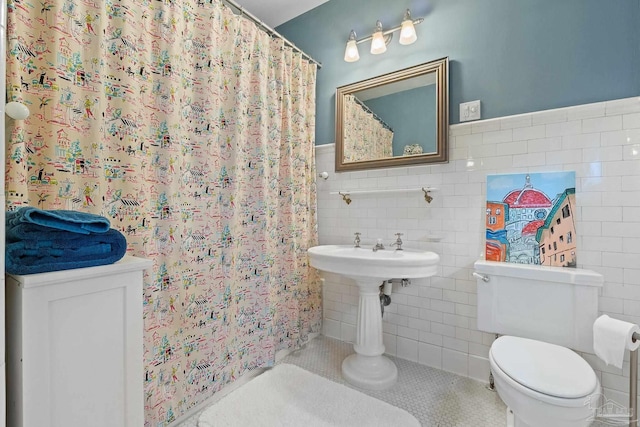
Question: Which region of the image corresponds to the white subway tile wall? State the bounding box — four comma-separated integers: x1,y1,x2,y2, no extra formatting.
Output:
314,96,640,407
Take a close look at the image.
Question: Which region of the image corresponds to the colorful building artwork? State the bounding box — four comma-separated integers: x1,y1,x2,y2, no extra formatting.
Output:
486,172,576,266
536,188,577,267
485,201,509,262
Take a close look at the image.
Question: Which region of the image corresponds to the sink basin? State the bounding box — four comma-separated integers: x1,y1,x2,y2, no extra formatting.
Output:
308,244,440,390
307,245,439,280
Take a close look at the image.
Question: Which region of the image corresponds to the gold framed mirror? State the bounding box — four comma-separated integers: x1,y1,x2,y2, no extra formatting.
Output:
335,57,449,172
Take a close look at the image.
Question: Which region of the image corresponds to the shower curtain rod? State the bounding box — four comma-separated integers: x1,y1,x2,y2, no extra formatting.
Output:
223,0,323,69
352,96,393,132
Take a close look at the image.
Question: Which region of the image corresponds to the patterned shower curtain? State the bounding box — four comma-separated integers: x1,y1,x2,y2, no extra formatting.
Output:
6,0,321,425
343,94,393,162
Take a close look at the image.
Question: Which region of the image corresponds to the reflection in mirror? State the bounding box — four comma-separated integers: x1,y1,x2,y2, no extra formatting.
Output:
343,94,394,162
335,57,448,172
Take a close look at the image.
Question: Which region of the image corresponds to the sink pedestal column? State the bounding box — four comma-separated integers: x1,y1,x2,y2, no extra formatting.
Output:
342,279,397,390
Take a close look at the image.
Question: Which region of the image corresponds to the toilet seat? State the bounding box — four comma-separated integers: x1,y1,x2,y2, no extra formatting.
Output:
490,336,598,403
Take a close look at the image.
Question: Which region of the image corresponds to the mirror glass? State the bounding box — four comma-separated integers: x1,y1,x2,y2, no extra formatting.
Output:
335,57,449,171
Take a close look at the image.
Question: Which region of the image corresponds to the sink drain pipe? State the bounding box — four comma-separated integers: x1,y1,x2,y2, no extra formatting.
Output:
379,281,392,317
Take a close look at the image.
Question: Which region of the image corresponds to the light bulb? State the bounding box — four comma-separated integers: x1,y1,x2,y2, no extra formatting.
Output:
370,21,386,55
399,10,417,45
344,30,360,62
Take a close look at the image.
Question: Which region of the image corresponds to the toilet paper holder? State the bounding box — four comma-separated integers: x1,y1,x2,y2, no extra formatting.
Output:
595,319,640,427
631,332,639,427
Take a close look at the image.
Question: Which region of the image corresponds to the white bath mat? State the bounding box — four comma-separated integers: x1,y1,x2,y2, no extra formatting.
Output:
198,363,420,427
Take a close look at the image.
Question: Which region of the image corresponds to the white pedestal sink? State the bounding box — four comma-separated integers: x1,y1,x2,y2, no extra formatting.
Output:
308,245,440,390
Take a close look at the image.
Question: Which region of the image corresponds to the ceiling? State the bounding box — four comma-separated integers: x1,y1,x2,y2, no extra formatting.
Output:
233,0,330,28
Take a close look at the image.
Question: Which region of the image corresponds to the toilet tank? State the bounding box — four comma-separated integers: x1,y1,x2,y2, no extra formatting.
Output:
474,260,603,353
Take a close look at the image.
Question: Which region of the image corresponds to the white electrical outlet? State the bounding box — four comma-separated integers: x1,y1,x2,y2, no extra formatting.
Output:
460,100,481,122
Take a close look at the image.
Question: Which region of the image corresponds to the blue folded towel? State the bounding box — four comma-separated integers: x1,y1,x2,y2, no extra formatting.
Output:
6,207,111,235
5,227,127,275
6,222,108,242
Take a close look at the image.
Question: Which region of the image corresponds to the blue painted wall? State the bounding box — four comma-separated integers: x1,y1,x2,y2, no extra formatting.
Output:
276,0,640,145
364,86,437,156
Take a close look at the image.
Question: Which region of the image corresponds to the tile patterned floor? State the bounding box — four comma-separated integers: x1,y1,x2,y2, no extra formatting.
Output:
177,335,506,427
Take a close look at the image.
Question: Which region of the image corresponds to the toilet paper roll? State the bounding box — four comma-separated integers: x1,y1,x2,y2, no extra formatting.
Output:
593,315,640,369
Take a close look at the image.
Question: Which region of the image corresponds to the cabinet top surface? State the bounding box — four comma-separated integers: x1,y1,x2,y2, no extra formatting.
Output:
7,256,153,288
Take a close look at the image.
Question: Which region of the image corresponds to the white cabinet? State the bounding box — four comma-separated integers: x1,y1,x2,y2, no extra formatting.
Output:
6,256,152,427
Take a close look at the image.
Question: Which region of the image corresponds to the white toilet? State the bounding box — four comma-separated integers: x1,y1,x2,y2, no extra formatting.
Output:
474,260,604,427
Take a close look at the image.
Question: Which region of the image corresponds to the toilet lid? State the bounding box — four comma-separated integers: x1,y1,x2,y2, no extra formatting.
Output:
491,336,597,399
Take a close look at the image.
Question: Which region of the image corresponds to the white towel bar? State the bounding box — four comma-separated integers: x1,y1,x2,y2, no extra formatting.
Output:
330,187,438,205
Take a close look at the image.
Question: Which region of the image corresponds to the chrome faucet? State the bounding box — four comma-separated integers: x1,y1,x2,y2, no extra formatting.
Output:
373,239,385,252
390,233,404,251
354,232,361,248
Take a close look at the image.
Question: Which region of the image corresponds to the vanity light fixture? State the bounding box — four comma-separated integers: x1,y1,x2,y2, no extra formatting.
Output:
343,9,424,62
